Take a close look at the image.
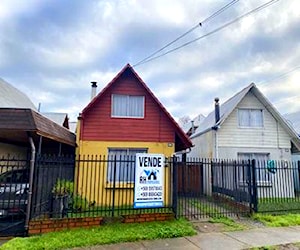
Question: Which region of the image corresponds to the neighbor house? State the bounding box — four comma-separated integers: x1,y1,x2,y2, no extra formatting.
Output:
188,83,300,197
76,64,192,205
0,78,76,158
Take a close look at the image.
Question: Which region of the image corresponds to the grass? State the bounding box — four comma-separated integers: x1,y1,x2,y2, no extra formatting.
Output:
0,219,196,250
189,200,247,231
257,198,300,213
249,242,300,250
252,213,300,227
209,217,246,231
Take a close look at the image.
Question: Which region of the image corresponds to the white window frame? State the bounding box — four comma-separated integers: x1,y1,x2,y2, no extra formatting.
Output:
107,148,148,183
238,109,264,128
111,94,145,118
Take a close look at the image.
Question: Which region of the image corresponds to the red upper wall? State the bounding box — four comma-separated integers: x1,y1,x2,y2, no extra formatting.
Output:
80,70,175,143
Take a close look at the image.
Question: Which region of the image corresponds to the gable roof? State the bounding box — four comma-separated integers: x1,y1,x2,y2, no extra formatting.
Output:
42,112,69,129
181,114,206,135
191,83,300,150
81,64,192,151
0,78,37,110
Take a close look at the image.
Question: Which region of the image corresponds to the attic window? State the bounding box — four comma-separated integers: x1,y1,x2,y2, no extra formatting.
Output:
238,109,263,128
112,94,144,118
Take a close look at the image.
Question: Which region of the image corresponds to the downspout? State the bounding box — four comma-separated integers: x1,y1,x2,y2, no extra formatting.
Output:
25,135,36,233
213,97,220,159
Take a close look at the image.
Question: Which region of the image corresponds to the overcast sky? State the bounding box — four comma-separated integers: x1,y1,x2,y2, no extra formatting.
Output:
0,0,299,122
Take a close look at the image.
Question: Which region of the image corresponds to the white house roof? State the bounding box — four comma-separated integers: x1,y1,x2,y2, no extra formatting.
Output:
42,112,68,126
191,83,300,150
0,78,37,110
284,111,300,135
191,83,254,138
69,122,77,134
181,114,206,133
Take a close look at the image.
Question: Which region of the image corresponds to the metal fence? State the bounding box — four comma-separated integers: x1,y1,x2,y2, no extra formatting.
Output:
0,154,299,236
173,158,300,219
31,154,173,220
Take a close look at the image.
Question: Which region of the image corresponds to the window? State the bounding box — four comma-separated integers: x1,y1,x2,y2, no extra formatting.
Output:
238,109,263,127
107,148,147,182
112,94,144,118
238,153,270,184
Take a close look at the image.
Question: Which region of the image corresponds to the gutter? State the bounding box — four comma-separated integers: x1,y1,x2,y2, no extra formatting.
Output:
25,135,36,233
174,147,192,156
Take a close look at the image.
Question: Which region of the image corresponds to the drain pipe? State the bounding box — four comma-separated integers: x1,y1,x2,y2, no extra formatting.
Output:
25,135,36,233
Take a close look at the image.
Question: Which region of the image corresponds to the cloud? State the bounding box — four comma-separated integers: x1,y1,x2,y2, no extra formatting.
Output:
0,0,299,123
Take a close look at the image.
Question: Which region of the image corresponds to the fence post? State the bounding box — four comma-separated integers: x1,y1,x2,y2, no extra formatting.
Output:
172,156,178,218
111,155,117,217
250,159,258,213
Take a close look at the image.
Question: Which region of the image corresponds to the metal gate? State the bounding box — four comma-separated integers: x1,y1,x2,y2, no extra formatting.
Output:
172,158,255,220
0,157,29,236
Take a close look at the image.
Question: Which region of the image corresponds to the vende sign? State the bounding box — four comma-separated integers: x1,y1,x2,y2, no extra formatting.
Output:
134,153,164,208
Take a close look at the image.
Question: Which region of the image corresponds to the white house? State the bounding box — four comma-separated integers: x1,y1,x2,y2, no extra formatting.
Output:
188,83,300,198
284,110,300,191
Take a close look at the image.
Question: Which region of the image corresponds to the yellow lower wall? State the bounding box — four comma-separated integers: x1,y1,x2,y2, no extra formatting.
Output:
75,140,174,208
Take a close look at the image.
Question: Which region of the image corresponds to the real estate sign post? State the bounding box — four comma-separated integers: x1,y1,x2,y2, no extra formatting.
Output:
134,153,164,208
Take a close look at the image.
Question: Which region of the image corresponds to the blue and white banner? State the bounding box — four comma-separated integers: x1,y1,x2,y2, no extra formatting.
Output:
134,153,164,209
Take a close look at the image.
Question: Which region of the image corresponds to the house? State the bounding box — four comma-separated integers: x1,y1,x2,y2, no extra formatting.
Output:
188,83,300,197
0,78,76,158
42,112,70,129
76,64,192,205
181,114,206,137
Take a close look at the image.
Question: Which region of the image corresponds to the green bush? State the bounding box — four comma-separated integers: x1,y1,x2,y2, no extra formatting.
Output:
52,179,74,196
72,195,89,211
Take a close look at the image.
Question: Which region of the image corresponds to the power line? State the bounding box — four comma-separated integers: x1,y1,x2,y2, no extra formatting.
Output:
258,65,300,86
134,0,280,67
273,94,300,105
133,0,240,67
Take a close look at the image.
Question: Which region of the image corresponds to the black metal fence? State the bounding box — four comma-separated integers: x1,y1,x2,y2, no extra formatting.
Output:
0,156,30,236
0,154,299,236
31,154,173,220
174,158,300,219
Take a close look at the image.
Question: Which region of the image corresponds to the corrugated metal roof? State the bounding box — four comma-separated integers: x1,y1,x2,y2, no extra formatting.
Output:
0,78,37,110
191,83,254,138
284,111,300,135
181,114,206,133
191,83,300,151
42,112,68,126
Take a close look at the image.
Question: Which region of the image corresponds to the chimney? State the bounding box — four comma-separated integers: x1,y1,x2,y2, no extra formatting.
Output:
214,97,220,124
91,81,97,100
191,120,195,134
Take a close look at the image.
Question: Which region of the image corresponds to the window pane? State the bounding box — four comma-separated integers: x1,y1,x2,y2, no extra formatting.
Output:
238,109,263,127
250,110,263,127
107,148,147,182
112,95,127,117
238,109,250,126
128,96,144,117
112,95,144,118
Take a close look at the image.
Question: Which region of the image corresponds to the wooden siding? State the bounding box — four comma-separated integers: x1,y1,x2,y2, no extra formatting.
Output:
190,130,214,158
218,92,291,149
80,73,175,143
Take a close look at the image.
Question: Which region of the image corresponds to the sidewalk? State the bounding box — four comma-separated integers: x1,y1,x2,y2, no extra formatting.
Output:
76,226,300,250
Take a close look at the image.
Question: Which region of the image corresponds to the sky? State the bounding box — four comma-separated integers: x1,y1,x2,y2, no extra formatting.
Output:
0,0,299,123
